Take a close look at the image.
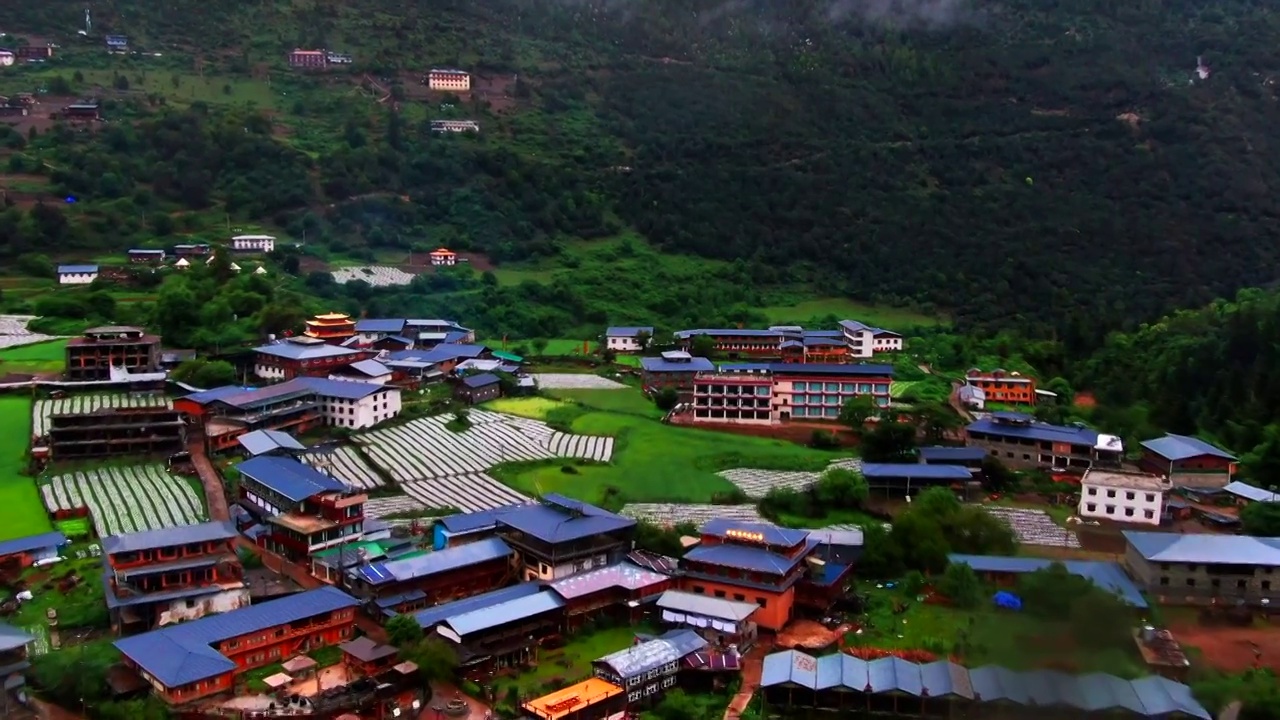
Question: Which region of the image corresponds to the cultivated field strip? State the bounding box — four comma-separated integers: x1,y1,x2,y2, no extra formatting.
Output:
402,473,530,513
300,447,384,489
718,457,863,498
983,506,1082,548
331,266,415,287
357,411,613,483
0,315,59,350
363,495,427,518
33,394,172,436
531,374,628,390
41,464,207,537
621,503,766,526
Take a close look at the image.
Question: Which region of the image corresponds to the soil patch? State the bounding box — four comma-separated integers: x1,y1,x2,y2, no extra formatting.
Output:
298,256,331,274
776,620,850,650
1167,620,1280,673
457,252,493,271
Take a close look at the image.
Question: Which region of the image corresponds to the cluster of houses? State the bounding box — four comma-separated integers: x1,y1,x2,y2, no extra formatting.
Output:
56,236,277,285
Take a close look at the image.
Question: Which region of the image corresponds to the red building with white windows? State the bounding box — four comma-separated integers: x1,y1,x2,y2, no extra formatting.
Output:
289,49,326,68
687,363,894,425
427,68,471,91
252,336,371,380
964,368,1037,406
237,456,367,560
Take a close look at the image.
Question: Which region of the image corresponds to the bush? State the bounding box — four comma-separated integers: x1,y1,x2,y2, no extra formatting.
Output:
810,429,841,449
900,570,926,595
938,562,983,609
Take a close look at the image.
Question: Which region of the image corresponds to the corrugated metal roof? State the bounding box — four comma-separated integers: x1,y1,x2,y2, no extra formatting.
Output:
683,543,808,575
549,563,669,600
0,531,67,558
438,505,525,534
640,356,716,373
374,589,427,609
675,328,785,339
700,518,809,548
344,359,392,377
497,495,634,544
296,376,390,399
58,264,99,274
918,446,988,462
237,429,305,456
1140,434,1236,462
0,622,34,652
443,590,565,637
948,554,1148,608
183,385,258,405
461,373,500,389
357,538,511,586
655,590,758,621
606,327,653,337
919,660,973,699
114,587,358,688
254,342,362,361
237,455,349,503
967,416,1102,447
861,463,972,480
354,319,407,333
102,522,236,555
594,630,706,679
1123,531,1280,566
1224,481,1280,503
413,583,543,629
867,657,923,695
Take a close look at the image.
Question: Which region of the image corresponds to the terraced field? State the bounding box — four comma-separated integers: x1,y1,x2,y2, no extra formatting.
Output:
718,457,862,498
402,473,528,512
41,464,207,537
301,447,385,489
620,503,766,525
33,393,172,436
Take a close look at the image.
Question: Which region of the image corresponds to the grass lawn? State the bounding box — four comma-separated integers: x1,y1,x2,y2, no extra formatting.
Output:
546,388,664,419
508,625,648,695
759,297,943,329
491,404,836,506
492,267,557,286
12,546,108,630
0,395,53,542
537,339,595,356
485,397,570,420
0,339,69,374
32,69,279,108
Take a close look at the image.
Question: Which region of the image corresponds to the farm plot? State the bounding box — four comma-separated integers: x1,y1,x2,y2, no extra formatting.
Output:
357,410,613,483
33,393,172,437
331,266,415,287
41,464,207,537
364,495,428,519
300,446,384,489
531,374,627,390
621,503,765,526
983,506,1081,548
0,314,59,350
402,473,529,513
718,457,862,498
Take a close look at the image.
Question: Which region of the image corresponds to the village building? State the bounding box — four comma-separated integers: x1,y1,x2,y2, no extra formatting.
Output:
0,622,35,705
963,368,1037,406
427,69,471,91
114,586,358,704
430,120,480,133
455,372,502,404
675,327,858,363
1139,434,1237,489
330,359,393,385
641,352,716,397
385,344,488,379
605,327,654,353
236,455,367,560
231,234,276,253
688,363,894,425
948,554,1148,608
350,537,515,617
956,384,985,410
917,446,987,469
127,248,166,263
47,403,184,460
102,522,248,635
236,428,306,458
498,494,636,582
172,243,211,257
339,637,399,679
592,630,707,706
16,46,54,60
416,583,565,679
859,463,974,498
965,411,1124,471
252,336,370,379
1123,531,1280,607
62,100,101,121
429,247,458,266
837,320,903,357
65,326,161,381
57,264,98,285
523,678,627,720
105,35,129,53
431,505,523,550
688,372,774,425
548,562,675,631
655,590,759,650
1078,469,1171,526
288,49,326,68
1223,481,1280,506
326,51,354,65
0,532,67,573
304,311,359,344
307,536,417,585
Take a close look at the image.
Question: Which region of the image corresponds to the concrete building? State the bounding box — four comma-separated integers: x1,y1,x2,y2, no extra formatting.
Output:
65,326,161,381
237,455,367,559
415,584,565,679
127,248,166,263
428,68,471,91
837,320,904,358
1079,469,1171,526
288,49,326,68
57,264,98,285
640,352,716,397
430,120,479,133
687,363,894,425
1123,531,1280,606
655,590,759,650
965,411,1124,471
605,326,653,353
593,630,707,707
351,537,516,617
455,373,501,404
231,234,276,253
252,337,370,380
330,359,393,385
963,368,1036,406
1139,434,1237,489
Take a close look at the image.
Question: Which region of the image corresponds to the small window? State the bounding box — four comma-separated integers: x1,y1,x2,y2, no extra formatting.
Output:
1238,580,1248,589
1106,489,1116,498
1105,505,1115,515
1263,581,1271,591
714,590,726,598
1146,493,1156,503
1186,578,1196,587
1086,503,1097,512
1144,510,1154,520
733,593,745,601
1159,577,1169,586
1124,507,1134,517
1126,491,1135,501
1087,487,1097,496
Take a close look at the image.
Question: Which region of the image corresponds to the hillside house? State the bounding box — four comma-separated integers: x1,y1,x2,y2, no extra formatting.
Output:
350,537,516,616
956,384,985,411
965,412,1123,471
1123,531,1280,606
1079,469,1171,526
1139,434,1237,488
0,50,13,67
415,584,565,679
548,562,675,631
429,248,458,266
236,429,306,458
102,522,248,635
105,35,128,52
173,243,211,257
114,587,358,704
63,101,101,120
326,52,353,65
860,463,974,498
65,326,161,381
655,590,759,650
57,264,98,285
427,69,471,91
592,630,707,707
127,248,166,264
689,363,894,425
231,234,276,253
47,405,184,460
640,352,716,397
252,337,371,380
606,326,653,353
0,622,35,701
430,120,480,133
237,455,366,560
964,369,1037,406
837,320,904,357
0,532,67,573
455,373,501,404
1223,481,1280,506
330,359,393,385
289,49,326,68
917,446,987,469
16,46,53,60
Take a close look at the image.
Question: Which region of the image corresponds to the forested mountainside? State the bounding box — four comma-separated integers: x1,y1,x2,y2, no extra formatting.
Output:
5,0,1280,343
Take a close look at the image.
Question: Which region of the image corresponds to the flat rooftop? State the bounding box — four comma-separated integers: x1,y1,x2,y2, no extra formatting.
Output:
1082,469,1170,492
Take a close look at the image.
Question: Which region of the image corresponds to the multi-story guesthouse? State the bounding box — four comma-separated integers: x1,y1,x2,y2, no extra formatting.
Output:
102,522,249,635
427,68,471,91
350,537,516,617
965,411,1124,471
838,320,903,357
605,327,654,353
429,247,458,265
231,234,276,253
962,368,1037,406
415,583,566,679
687,363,894,425
674,325,883,363
114,586,359,704
640,352,716,397
592,630,707,707
1139,434,1238,489
1123,531,1280,607
288,49,326,68
1078,469,1171,526
65,326,161,381
57,264,98,285
252,336,371,379
236,455,367,560
547,562,675,631
46,403,184,460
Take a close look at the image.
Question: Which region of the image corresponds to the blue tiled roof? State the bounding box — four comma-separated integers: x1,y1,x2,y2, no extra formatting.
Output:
461,373,500,389
374,589,427,609
443,591,565,637
683,543,809,575
354,318,407,333
438,505,525,534
253,342,362,361
595,629,706,679
717,362,894,377
183,385,257,405
700,519,809,548
967,417,1101,447
497,494,634,544
237,429,305,456
1224,481,1280,503
114,587,358,688
413,583,543,629
948,554,1147,608
640,356,715,373
1123,531,1280,566
295,376,390,399
606,326,654,337
356,538,511,586
0,531,67,559
345,359,392,377
861,463,972,480
918,446,988,463
102,521,237,555
236,456,349,502
57,264,98,274
1140,433,1236,462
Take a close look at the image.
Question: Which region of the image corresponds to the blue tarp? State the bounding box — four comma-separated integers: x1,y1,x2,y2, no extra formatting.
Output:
993,591,1022,611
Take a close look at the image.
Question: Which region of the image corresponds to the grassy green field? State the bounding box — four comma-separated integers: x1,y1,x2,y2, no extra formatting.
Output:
759,297,943,328
7,68,280,109
492,267,557,286
485,396,568,420
546,388,664,419
0,340,69,374
0,395,53,542
509,625,647,694
489,397,838,505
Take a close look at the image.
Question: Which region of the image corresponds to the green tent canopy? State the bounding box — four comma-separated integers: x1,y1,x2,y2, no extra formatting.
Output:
492,350,523,363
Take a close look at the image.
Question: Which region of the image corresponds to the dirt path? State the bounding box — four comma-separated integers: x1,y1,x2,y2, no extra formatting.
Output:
188,434,230,522
1167,621,1280,673
725,644,769,720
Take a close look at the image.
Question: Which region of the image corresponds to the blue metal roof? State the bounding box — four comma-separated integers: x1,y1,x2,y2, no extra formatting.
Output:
717,362,894,377
496,494,634,544
114,587,358,688
1123,531,1280,566
967,417,1100,446
237,429,305,456
1224,481,1280,503
640,356,716,373
344,359,392,377
700,518,809,548
102,521,237,555
295,376,390,399
183,385,256,405
861,463,972,480
253,342,363,361
443,590,564,637
606,326,654,337
1140,433,1236,462
438,505,524,534
918,446,988,463
868,656,923,695
356,538,511,586
461,373,501,389
683,544,808,575
948,554,1147,608
57,264,98,274
0,531,67,559
413,583,543,629
354,318,407,333
0,622,34,653
236,455,349,503
595,629,706,679
374,589,427,609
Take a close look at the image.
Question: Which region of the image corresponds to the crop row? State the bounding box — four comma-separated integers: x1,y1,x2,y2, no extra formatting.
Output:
301,447,384,488
718,457,863,498
402,473,529,513
41,464,206,537
620,503,766,526
33,394,172,436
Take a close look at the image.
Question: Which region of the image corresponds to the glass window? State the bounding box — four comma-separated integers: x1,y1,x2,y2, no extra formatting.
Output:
825,382,839,391
875,384,890,393
841,383,855,393
824,407,838,418
858,383,872,393
876,397,889,407
794,394,806,404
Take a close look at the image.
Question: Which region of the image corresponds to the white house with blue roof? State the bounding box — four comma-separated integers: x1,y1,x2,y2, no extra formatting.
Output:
605,326,654,353
56,263,98,285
